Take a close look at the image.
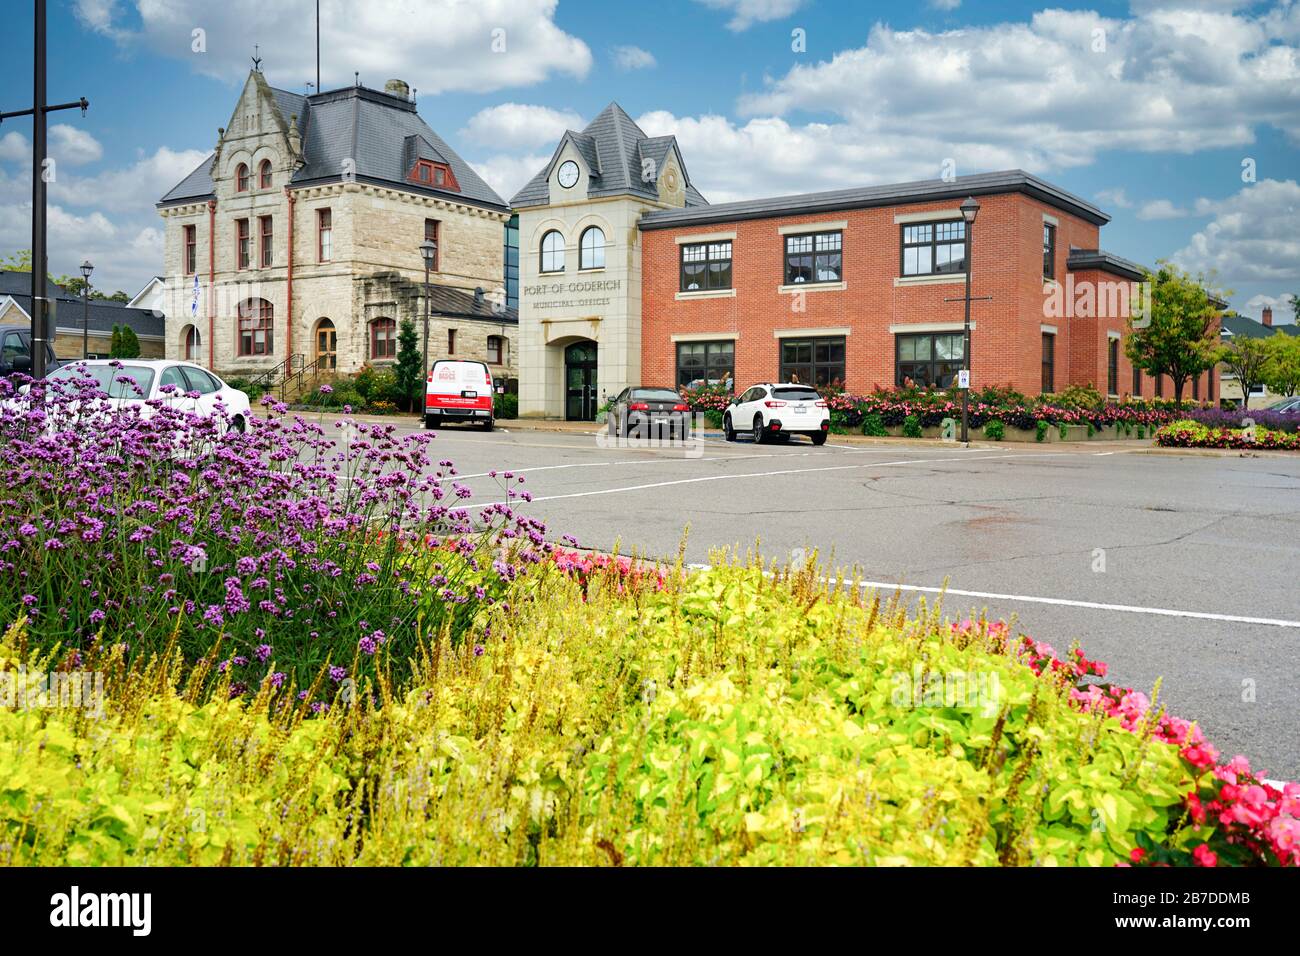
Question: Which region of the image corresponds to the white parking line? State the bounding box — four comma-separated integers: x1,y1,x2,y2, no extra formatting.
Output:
468,451,1071,509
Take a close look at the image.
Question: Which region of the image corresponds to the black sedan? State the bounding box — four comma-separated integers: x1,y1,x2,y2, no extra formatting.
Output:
607,386,691,439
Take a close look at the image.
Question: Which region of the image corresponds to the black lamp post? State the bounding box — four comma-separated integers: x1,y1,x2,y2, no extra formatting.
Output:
79,259,93,358
418,237,437,384
959,197,980,443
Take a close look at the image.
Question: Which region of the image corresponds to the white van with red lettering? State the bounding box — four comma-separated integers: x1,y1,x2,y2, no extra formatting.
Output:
425,359,495,430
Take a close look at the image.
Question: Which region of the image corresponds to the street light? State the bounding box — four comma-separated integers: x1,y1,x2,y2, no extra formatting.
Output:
418,238,437,408
79,259,93,359
959,197,980,443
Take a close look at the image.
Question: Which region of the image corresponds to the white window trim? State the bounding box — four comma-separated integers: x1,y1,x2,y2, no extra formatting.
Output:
1043,213,1059,226
778,281,846,294
1041,324,1059,334
1107,331,1123,340
894,274,966,287
675,288,736,301
894,209,964,224
773,326,851,339
674,231,736,246
889,322,976,334
670,332,738,343
778,220,848,235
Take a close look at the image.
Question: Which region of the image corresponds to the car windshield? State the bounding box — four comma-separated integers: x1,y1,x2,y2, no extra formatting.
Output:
632,389,682,402
48,364,156,399
773,387,821,402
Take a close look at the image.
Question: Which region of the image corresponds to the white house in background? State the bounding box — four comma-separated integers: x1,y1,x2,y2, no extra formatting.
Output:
128,276,166,313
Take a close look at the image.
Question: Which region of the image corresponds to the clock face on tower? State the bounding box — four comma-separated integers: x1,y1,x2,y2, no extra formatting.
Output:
557,160,580,189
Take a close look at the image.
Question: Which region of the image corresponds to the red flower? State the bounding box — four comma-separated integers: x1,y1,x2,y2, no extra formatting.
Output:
1192,844,1218,867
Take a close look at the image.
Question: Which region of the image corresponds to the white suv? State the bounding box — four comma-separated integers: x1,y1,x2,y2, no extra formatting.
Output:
723,383,830,445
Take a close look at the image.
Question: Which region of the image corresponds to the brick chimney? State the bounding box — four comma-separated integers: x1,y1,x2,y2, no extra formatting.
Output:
1262,306,1273,327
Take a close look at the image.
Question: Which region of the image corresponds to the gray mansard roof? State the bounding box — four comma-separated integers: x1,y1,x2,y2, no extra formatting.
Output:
511,102,708,209
159,80,507,211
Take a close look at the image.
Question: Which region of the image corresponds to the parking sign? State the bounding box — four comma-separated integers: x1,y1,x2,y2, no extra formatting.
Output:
958,369,970,389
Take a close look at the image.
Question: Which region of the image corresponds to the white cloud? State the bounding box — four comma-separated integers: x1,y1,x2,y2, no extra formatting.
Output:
732,9,1300,179
930,0,962,10
694,0,806,32
1096,187,1133,209
470,152,554,202
78,0,592,94
1136,198,1188,220
612,45,657,71
0,144,208,293
0,132,28,162
1172,179,1300,283
460,104,583,151
49,125,103,165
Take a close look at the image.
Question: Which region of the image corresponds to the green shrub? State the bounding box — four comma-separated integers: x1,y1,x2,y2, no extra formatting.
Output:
861,412,888,437
1059,422,1068,440
1035,420,1049,442
494,392,519,419
1043,384,1105,411
0,563,1269,867
983,419,1005,441
902,414,923,438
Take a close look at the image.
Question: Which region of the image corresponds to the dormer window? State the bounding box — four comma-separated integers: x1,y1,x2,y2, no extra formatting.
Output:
409,160,458,191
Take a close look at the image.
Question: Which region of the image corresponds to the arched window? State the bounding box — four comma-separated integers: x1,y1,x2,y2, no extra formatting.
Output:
235,163,249,192
315,318,337,370
259,159,273,189
183,325,202,361
579,226,605,270
540,230,564,274
237,298,274,356
370,318,397,359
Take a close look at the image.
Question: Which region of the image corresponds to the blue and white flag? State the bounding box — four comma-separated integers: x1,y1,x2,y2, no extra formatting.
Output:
190,274,200,317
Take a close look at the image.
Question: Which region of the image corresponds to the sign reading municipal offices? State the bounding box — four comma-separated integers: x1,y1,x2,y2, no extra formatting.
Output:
525,278,623,312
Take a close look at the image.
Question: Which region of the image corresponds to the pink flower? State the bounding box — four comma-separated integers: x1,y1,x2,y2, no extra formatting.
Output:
1192,844,1218,867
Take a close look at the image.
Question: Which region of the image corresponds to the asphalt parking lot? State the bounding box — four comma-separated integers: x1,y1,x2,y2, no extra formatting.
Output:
339,417,1300,778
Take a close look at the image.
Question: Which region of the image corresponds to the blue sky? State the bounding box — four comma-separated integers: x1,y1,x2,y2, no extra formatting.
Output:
1,0,1296,322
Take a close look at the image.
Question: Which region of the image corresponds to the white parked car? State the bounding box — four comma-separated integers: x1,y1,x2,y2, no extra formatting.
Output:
40,359,253,433
723,383,830,445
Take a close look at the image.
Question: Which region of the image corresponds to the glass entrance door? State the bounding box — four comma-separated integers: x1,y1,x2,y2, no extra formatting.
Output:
564,341,598,421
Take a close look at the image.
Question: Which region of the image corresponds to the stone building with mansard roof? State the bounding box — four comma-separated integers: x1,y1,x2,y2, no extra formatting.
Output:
157,68,517,389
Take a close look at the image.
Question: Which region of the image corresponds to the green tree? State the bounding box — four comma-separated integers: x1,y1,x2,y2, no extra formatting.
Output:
119,326,141,358
1262,333,1300,398
1125,261,1225,408
109,325,123,357
1290,294,1299,324
393,318,423,413
1217,336,1271,409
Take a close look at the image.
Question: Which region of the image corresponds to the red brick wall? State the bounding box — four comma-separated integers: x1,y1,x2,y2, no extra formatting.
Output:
640,191,1127,396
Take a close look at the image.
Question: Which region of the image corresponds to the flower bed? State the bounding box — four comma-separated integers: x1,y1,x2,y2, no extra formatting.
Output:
1155,419,1300,451
2,558,1295,867
1183,407,1300,434
0,371,548,705
681,384,1195,438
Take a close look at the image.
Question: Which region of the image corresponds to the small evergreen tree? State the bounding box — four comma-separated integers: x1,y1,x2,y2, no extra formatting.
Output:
393,318,424,413
119,326,141,359
109,325,124,358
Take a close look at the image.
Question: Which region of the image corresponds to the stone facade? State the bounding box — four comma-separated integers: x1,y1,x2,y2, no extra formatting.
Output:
158,72,516,385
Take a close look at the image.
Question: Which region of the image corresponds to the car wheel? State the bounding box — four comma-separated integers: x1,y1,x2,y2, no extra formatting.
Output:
483,417,494,432
812,431,827,446
425,415,440,429
231,415,246,434
723,414,735,442
752,417,765,444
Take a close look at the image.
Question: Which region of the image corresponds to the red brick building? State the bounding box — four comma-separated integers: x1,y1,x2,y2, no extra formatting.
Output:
637,170,1211,401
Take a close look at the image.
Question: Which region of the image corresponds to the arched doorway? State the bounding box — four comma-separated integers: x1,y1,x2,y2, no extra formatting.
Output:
564,341,598,421
182,324,202,362
315,318,337,371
